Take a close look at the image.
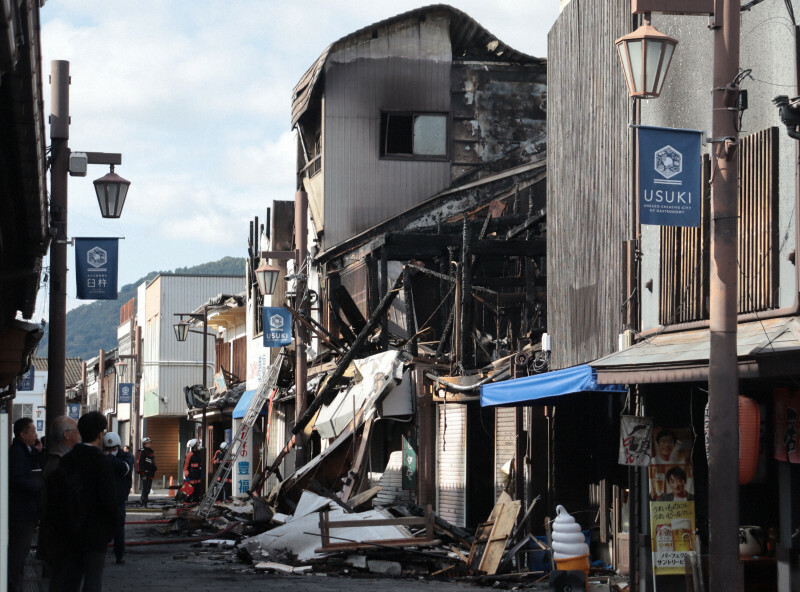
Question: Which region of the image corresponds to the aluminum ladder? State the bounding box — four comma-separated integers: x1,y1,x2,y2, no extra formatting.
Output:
196,349,284,517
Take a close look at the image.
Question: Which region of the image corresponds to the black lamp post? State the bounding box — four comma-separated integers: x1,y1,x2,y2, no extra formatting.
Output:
46,60,131,443
174,306,212,492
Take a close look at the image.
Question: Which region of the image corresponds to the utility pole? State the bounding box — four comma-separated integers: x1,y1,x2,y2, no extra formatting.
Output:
294,190,309,470
47,61,70,437
708,1,740,590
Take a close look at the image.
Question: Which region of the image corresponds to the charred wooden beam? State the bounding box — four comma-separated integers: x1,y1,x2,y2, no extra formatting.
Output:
291,271,405,436
383,234,544,259
332,284,368,335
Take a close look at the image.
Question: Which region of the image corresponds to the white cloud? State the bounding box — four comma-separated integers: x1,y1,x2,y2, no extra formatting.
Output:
39,0,559,300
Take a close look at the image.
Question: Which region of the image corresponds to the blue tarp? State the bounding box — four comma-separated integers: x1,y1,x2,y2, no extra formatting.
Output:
232,389,259,419
480,364,627,407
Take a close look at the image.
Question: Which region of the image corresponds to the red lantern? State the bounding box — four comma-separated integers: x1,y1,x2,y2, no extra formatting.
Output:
739,395,760,485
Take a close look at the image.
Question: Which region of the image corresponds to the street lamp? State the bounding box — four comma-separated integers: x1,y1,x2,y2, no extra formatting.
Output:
615,15,677,99
46,60,131,442
254,261,281,296
94,164,131,219
174,306,213,492
616,3,740,589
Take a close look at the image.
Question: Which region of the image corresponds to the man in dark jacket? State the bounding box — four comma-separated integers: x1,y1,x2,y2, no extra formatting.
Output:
43,411,117,592
135,437,157,507
38,415,80,581
104,431,134,564
8,417,42,592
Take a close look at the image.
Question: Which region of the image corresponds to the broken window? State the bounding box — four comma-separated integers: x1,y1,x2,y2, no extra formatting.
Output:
380,112,447,158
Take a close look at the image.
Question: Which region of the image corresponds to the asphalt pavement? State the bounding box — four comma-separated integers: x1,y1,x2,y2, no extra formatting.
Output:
24,492,482,592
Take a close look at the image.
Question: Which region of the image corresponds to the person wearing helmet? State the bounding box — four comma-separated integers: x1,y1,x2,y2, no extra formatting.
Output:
135,437,157,508
103,432,134,563
212,441,232,502
183,438,204,503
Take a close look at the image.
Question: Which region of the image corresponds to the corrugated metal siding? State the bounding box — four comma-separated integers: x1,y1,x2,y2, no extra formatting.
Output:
143,275,245,418
142,416,180,485
495,407,516,500
322,15,452,250
437,403,466,527
547,0,633,368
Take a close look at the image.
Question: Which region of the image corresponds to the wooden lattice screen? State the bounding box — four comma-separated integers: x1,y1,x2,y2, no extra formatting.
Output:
659,127,778,325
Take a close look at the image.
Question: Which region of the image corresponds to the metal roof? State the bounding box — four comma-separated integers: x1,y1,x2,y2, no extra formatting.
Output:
291,4,543,126
590,316,800,384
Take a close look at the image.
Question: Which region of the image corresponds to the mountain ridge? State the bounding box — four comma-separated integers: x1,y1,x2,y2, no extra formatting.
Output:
38,256,246,361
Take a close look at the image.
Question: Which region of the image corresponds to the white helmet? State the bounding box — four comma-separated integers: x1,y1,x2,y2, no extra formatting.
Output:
187,438,198,450
103,432,121,449
220,441,228,450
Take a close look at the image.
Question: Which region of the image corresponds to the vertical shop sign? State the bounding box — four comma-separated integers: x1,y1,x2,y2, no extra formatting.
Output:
75,238,119,300
638,126,703,227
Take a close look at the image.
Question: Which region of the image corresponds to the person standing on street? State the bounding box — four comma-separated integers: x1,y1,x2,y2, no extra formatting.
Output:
135,437,157,507
212,441,232,502
39,415,80,583
45,411,116,592
104,432,134,564
7,417,43,592
183,439,204,502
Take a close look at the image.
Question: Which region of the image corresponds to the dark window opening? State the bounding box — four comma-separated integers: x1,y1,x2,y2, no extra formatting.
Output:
381,112,447,158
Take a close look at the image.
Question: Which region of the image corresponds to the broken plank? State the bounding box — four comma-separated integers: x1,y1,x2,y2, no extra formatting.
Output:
477,500,521,575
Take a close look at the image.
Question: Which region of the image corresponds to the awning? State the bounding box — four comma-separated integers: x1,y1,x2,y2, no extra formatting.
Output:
480,364,627,407
232,389,260,419
590,315,800,384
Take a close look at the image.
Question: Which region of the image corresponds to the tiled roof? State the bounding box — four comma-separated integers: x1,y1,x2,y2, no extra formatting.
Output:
32,356,84,387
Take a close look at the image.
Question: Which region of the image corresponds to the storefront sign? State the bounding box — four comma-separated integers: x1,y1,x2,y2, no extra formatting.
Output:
119,383,133,404
638,126,702,227
402,426,417,490
75,238,119,300
262,307,292,347
17,366,34,391
618,415,653,466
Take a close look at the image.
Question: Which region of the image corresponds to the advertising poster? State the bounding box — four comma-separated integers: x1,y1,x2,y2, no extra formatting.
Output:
649,500,697,574
619,415,653,466
649,426,696,575
774,387,800,463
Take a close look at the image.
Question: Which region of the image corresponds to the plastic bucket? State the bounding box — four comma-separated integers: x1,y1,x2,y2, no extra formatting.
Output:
554,554,589,589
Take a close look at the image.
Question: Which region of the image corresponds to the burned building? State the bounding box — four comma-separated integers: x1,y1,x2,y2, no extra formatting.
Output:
251,5,548,530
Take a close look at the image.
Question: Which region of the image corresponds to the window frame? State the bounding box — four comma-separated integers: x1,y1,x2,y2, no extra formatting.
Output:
379,110,450,161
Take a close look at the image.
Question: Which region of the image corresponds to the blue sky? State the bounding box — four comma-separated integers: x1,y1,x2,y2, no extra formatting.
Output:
36,1,560,319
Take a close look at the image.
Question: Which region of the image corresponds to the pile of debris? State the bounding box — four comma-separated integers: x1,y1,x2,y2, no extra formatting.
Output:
152,487,621,590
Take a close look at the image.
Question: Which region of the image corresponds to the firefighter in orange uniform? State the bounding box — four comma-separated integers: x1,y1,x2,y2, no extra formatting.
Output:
212,441,233,502
183,439,204,502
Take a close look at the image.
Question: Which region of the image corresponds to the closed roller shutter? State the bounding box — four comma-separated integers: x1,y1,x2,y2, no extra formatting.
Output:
437,403,466,527
495,407,516,501
142,417,180,485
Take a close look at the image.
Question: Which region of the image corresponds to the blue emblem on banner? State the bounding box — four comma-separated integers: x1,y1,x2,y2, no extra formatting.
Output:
638,126,703,227
67,403,81,419
17,366,34,391
119,383,133,404
75,238,119,300
262,307,292,347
